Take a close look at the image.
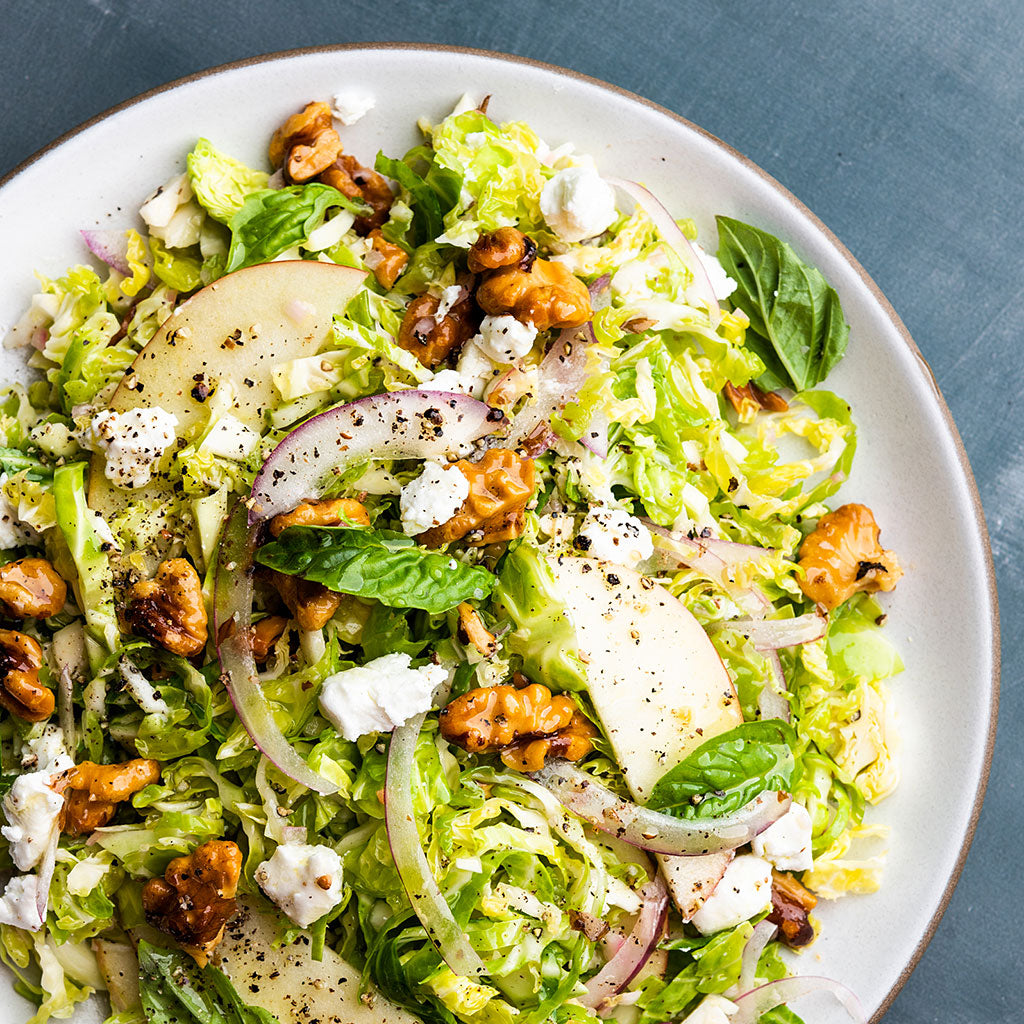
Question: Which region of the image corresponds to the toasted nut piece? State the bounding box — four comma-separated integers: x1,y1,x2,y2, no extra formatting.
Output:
54,759,160,835
321,154,394,234
142,839,242,964
397,289,479,368
467,227,537,272
456,603,498,657
501,711,598,772
0,629,52,721
476,256,591,332
0,559,67,620
269,498,371,537
367,230,409,289
419,448,534,547
723,381,789,421
268,101,343,183
269,570,341,631
123,559,208,656
797,504,902,611
768,870,817,948
440,682,576,753
251,615,289,662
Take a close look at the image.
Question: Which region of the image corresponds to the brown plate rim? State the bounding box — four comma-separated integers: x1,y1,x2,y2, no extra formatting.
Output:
0,41,1001,1024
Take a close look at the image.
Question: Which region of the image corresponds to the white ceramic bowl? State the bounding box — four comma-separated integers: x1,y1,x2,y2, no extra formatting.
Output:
0,45,999,1024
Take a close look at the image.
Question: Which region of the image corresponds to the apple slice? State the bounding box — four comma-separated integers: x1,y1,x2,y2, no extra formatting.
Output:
547,555,743,919
216,900,418,1024
87,260,366,517
92,938,141,1012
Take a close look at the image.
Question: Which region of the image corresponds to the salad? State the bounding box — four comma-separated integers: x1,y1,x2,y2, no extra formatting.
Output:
0,91,904,1024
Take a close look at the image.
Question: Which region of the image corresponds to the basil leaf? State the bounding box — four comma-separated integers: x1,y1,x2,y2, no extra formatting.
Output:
0,447,50,482
138,941,281,1024
647,719,796,818
256,525,495,613
225,184,372,272
715,216,849,391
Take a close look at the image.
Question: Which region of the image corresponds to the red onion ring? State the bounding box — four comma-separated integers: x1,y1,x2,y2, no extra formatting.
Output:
531,760,790,855
721,613,827,651
384,713,488,978
730,976,866,1024
582,875,668,1010
732,919,778,997
32,828,60,928
80,228,132,276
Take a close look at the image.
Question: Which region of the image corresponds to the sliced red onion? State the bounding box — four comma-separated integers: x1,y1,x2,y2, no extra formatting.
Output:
732,919,778,997
643,521,772,618
760,652,792,724
579,408,610,459
605,178,720,318
723,613,827,651
249,390,505,524
213,501,339,795
81,228,132,276
507,323,592,447
730,977,866,1024
531,760,790,855
32,828,60,928
385,713,488,978
582,876,667,1010
588,274,612,310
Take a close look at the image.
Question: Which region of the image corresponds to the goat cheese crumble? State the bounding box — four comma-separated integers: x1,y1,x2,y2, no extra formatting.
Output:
319,652,447,742
1,756,72,872
331,88,375,125
473,315,538,362
751,803,814,872
576,509,653,566
690,855,773,936
82,407,179,490
255,842,345,928
0,875,42,931
399,461,469,536
540,166,617,243
681,994,738,1024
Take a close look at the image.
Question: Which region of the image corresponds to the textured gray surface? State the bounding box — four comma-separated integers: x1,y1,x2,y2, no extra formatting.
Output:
0,1,1019,1021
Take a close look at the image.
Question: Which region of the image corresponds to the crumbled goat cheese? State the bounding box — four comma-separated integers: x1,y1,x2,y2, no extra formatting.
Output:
0,475,37,549
319,652,447,742
434,284,465,321
255,842,345,928
473,315,538,363
199,414,261,462
681,994,738,1024
399,461,470,536
0,875,42,930
331,89,375,125
690,855,773,936
2,752,72,871
540,166,617,243
576,509,654,566
81,407,179,489
751,803,814,872
692,242,738,302
21,726,68,772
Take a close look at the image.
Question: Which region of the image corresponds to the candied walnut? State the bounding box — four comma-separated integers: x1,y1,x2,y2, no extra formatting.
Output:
367,229,409,289
418,448,535,547
268,101,343,183
397,288,479,369
251,615,289,662
269,497,371,537
142,839,242,963
55,758,160,835
501,711,598,772
269,570,342,631
321,154,394,234
123,559,208,657
456,602,498,657
768,870,817,948
0,629,52,721
797,504,902,611
467,227,537,272
723,381,789,420
440,682,576,752
0,558,67,620
475,256,591,332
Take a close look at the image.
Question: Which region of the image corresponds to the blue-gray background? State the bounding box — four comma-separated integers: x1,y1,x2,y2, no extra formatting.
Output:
1,2,1020,1021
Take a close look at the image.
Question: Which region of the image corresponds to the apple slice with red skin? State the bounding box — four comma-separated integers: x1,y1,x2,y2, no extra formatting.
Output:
547,555,743,919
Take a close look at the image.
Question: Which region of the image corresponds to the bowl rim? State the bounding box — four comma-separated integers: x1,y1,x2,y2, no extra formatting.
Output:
0,40,1001,1023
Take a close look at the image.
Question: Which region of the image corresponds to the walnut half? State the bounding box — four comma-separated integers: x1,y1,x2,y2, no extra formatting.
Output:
55,758,160,835
142,839,242,964
122,559,208,657
0,629,52,721
0,558,67,620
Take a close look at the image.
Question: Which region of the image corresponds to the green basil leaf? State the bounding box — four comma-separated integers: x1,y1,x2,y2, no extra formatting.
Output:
255,525,495,613
715,216,849,390
647,719,796,818
225,184,372,272
0,447,51,482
